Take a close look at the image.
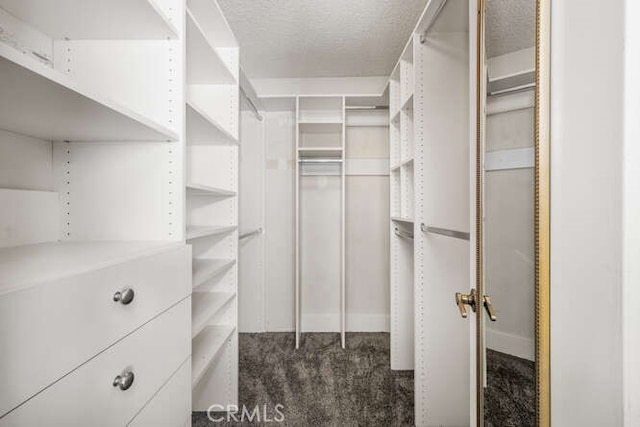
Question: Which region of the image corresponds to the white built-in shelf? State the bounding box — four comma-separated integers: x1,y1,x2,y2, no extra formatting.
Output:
186,9,236,85
0,241,183,295
186,100,239,145
192,325,235,388
0,44,178,142
0,0,177,40
401,93,414,111
187,0,238,48
401,158,415,167
192,258,236,289
186,225,237,241
391,216,414,224
298,121,343,132
187,183,236,198
298,147,343,158
192,291,235,338
391,163,401,172
391,108,401,123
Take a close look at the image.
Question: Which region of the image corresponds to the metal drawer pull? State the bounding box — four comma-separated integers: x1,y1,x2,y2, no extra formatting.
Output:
112,371,135,391
113,288,135,305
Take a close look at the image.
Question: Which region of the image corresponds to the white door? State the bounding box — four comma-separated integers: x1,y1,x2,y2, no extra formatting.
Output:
414,0,480,425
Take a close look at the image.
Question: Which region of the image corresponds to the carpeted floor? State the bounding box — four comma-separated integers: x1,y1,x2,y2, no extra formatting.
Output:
485,349,536,427
192,333,534,426
193,332,414,426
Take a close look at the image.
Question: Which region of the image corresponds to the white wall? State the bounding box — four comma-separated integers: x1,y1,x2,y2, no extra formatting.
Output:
624,0,640,424
252,76,387,97
238,98,266,332
551,0,624,424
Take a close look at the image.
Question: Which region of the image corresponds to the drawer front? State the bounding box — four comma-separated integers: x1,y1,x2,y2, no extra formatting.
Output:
128,357,191,427
0,298,191,427
0,245,191,417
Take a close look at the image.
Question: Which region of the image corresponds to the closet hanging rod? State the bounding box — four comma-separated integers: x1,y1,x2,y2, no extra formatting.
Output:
394,228,414,240
240,87,264,121
421,223,470,241
345,106,389,111
419,0,448,44
239,227,263,240
298,158,343,163
488,83,536,98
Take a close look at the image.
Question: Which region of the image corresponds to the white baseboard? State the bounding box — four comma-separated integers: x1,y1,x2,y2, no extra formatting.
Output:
487,328,535,361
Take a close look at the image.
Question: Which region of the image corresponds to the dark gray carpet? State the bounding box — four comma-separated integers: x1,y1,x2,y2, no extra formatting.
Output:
485,349,536,427
192,334,535,426
193,332,414,426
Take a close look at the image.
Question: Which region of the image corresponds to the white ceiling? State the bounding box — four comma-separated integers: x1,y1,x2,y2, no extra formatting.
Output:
486,0,535,58
217,0,428,79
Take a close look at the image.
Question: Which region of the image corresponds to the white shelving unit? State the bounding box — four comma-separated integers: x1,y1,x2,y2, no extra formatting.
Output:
295,96,346,349
184,0,240,411
388,37,415,372
0,0,192,423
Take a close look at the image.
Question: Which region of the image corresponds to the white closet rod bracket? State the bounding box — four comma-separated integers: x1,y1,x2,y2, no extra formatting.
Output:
239,227,263,240
394,227,414,240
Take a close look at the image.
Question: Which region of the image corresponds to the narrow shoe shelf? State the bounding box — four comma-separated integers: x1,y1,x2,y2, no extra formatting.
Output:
186,183,237,197
192,258,236,289
191,291,235,338
191,325,235,388
186,225,237,241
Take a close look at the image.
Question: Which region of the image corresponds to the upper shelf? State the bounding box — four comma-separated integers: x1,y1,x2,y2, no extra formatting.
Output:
298,122,343,133
186,9,237,85
0,0,177,39
0,44,178,142
186,100,238,145
186,225,237,241
187,183,236,197
187,0,237,48
298,147,343,158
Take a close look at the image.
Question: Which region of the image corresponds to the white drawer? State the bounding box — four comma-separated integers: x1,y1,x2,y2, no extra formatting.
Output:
0,297,191,427
128,357,191,427
0,245,191,417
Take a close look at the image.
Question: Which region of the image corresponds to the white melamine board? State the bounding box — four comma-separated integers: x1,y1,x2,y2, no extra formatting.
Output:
191,325,235,388
0,7,52,64
0,0,177,40
192,258,236,289
188,145,238,191
192,291,235,338
264,111,296,331
53,142,183,241
188,198,236,229
186,11,237,85
0,241,182,294
0,189,59,248
487,90,534,115
187,0,238,48
186,101,239,144
344,159,389,176
193,333,237,409
0,130,52,191
299,176,341,330
390,233,414,368
260,96,296,112
420,33,469,233
187,183,236,197
53,40,180,135
186,225,237,241
298,147,342,158
298,122,343,132
299,131,342,150
0,45,177,142
191,237,237,287
487,107,534,151
188,85,239,141
487,47,535,94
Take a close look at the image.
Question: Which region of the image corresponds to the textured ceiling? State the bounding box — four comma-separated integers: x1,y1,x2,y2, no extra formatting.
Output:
486,0,536,58
217,0,428,79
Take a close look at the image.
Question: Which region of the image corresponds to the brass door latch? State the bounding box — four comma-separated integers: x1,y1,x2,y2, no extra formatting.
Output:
455,289,497,321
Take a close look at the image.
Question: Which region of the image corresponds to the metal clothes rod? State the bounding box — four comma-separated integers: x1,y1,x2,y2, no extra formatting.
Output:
488,83,536,98
345,106,389,111
298,158,343,163
394,228,414,240
239,227,263,240
421,223,470,241
419,0,448,44
240,87,263,121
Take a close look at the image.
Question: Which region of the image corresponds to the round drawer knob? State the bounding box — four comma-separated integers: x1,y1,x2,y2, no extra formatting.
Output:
112,371,134,391
113,288,135,305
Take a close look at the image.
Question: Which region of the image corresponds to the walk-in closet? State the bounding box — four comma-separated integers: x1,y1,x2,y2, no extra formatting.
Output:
2,0,639,426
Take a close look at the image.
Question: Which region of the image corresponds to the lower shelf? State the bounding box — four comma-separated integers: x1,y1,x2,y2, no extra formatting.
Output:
191,325,235,389
186,225,237,241
192,258,236,289
192,291,235,338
